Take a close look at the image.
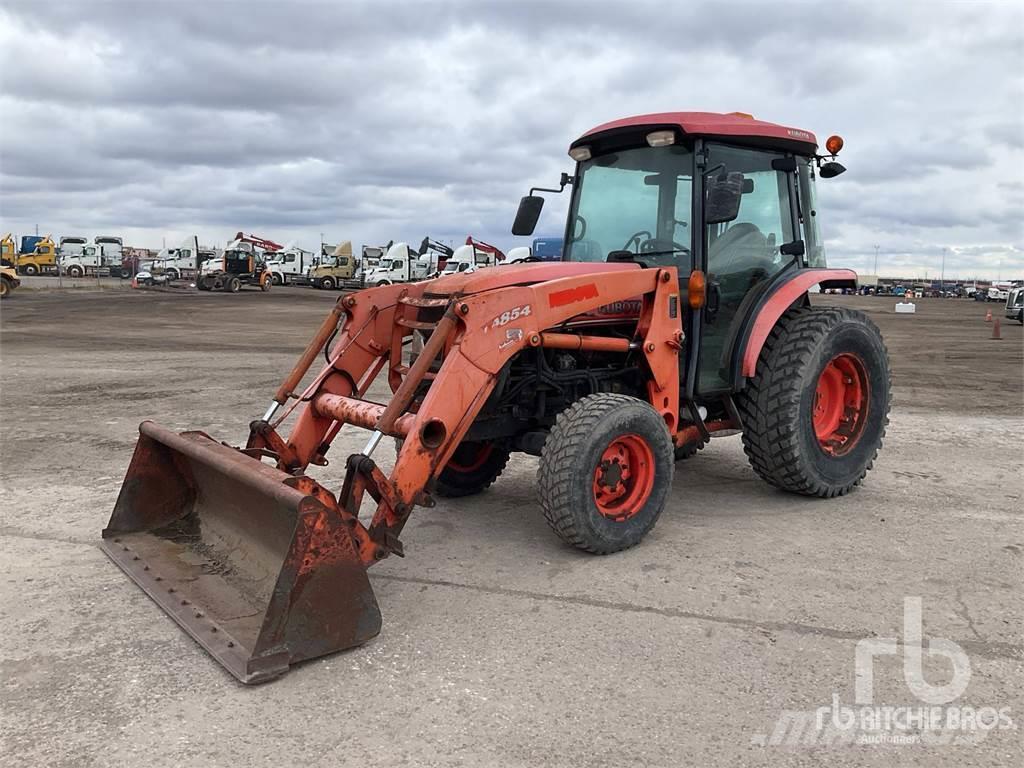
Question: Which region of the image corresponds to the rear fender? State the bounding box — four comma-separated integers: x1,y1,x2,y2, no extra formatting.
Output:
738,268,857,378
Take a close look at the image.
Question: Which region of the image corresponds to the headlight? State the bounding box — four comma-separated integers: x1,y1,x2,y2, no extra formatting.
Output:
568,145,591,162
646,130,676,147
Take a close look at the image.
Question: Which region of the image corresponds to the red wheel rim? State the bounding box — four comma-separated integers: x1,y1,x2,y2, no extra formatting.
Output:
447,442,494,472
813,353,869,456
592,434,655,522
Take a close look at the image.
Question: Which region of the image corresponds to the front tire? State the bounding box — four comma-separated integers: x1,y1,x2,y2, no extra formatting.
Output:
68,266,83,278
736,306,891,497
23,264,39,276
538,393,673,554
226,277,241,293
320,277,335,290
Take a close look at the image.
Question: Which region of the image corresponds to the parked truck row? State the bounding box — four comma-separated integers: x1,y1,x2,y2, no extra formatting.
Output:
3,229,565,293
2,233,152,278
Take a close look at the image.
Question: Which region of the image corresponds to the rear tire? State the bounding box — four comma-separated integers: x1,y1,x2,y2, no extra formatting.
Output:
538,393,673,554
736,306,891,497
436,440,511,497
674,438,706,461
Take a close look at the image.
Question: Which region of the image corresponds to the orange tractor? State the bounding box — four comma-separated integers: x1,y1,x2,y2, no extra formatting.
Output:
102,112,890,683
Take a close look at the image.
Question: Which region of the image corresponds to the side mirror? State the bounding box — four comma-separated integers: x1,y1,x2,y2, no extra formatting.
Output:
705,171,745,225
512,195,544,236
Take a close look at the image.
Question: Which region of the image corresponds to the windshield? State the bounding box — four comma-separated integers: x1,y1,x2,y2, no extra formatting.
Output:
564,145,693,266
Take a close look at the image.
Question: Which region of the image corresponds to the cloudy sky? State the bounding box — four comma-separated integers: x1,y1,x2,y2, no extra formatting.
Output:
1,0,1021,279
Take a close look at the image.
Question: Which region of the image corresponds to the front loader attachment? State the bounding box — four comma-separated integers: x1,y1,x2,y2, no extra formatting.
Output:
101,420,381,684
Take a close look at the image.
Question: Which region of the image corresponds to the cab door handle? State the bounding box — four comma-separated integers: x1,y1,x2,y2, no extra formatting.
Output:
705,280,722,323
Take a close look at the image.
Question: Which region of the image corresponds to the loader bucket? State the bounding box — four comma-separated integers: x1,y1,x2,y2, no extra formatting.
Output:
101,421,381,684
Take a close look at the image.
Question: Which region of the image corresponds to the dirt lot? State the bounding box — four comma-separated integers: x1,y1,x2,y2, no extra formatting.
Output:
1,287,1021,767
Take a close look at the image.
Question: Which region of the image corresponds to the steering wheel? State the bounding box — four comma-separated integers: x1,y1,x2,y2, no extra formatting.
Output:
622,231,653,251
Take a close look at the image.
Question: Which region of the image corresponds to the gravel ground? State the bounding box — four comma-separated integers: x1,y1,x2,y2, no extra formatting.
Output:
1,287,1021,767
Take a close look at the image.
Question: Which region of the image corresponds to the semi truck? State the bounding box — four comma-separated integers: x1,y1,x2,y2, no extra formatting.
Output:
60,243,123,277
306,242,357,289
1,234,15,266
144,236,202,280
1006,286,1024,324
58,236,88,256
13,236,59,275
440,238,504,275
357,244,388,281
267,243,316,285
364,240,451,285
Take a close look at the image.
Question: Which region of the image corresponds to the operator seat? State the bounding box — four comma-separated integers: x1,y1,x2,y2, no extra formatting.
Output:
707,222,777,295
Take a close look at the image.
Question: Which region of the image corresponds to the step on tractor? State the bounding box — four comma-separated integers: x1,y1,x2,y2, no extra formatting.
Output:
102,111,890,683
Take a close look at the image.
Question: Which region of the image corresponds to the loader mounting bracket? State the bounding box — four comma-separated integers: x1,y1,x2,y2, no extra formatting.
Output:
246,419,302,471
339,453,435,560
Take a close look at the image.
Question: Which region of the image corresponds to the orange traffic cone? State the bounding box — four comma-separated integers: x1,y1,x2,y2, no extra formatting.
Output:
991,317,1002,340
985,308,992,322
131,276,138,289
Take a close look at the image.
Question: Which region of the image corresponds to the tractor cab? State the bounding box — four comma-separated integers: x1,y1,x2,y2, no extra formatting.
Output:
514,111,848,394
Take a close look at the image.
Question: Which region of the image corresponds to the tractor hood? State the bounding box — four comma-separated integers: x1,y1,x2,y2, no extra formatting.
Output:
424,260,640,297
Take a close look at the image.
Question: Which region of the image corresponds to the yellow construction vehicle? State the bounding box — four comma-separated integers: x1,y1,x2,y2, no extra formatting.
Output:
1,264,21,298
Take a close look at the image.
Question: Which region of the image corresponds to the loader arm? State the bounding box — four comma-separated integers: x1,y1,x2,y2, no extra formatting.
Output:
103,263,681,683
250,265,683,565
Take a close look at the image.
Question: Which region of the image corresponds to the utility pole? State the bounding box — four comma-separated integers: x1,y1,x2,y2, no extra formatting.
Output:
873,244,879,277
941,247,947,293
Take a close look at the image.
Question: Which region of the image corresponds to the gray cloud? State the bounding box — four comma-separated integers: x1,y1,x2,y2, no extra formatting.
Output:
1,0,1022,279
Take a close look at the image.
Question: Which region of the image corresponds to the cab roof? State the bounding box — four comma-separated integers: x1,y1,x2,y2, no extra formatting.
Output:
572,111,818,155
